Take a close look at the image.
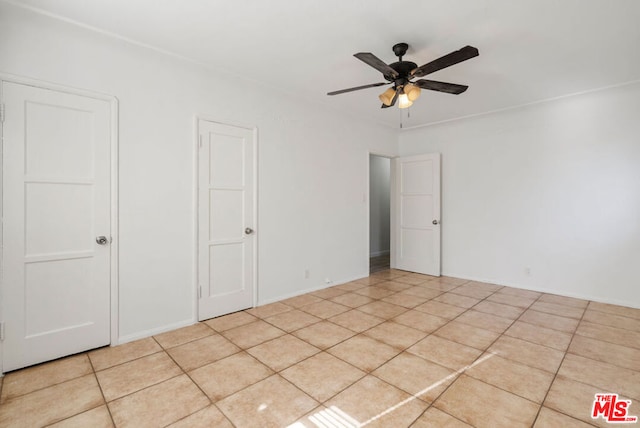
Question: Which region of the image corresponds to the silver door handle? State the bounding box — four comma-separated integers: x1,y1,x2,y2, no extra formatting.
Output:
245,228,254,235
96,236,109,245
432,220,439,225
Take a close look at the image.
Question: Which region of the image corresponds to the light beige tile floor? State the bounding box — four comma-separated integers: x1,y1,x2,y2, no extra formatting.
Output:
1,269,639,427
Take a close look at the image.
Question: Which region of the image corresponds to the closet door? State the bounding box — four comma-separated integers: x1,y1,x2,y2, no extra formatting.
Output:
198,120,256,320
2,81,112,371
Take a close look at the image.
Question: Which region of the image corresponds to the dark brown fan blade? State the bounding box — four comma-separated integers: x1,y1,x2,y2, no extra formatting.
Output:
414,79,469,94
327,82,388,96
381,88,399,108
411,45,479,78
354,52,399,79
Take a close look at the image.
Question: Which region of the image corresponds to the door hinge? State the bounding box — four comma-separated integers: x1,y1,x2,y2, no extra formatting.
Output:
198,135,203,148
0,103,5,123
198,286,202,299
0,322,5,341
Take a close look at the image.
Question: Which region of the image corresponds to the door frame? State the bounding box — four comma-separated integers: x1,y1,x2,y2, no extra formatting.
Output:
192,116,258,322
0,73,120,373
366,150,397,274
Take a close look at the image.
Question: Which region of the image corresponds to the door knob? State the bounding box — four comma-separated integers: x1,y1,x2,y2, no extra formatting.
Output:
96,236,109,245
245,227,254,235
432,220,439,225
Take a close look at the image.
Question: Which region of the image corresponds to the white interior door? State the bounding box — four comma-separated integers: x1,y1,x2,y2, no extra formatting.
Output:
2,81,112,372
392,153,441,276
198,120,255,321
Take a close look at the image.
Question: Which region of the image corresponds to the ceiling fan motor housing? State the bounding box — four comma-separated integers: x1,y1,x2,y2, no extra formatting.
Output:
385,61,418,84
386,43,415,85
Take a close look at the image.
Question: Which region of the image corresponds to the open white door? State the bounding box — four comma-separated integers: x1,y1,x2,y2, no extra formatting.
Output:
392,153,441,276
2,81,112,371
198,120,256,321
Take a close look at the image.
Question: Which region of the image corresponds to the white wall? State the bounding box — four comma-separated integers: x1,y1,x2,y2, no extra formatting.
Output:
399,82,640,308
369,155,390,257
0,3,397,342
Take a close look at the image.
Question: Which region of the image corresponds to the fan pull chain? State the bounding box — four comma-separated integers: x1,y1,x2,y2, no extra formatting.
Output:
399,107,411,129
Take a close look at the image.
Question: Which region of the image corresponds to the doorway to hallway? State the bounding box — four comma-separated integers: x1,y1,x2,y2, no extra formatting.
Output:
369,154,391,273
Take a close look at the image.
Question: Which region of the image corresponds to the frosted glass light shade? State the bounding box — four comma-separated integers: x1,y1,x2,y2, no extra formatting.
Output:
404,83,421,101
398,93,413,109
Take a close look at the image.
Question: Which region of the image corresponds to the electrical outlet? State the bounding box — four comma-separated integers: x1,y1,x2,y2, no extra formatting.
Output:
304,269,310,279
325,278,332,284
524,267,531,276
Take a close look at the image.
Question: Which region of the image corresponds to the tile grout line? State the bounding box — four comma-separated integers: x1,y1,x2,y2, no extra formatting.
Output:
159,335,211,401
581,310,640,334
99,335,208,426
207,305,371,398
242,278,448,409
282,273,449,420
405,283,543,424
0,352,100,405
587,306,640,323
462,315,572,353
155,328,272,427
544,310,640,372
318,278,477,424
292,278,471,394
214,276,434,415
86,351,118,428
92,349,166,373
182,328,332,419
529,299,591,427
456,289,555,405
458,292,585,356
37,353,117,427
403,289,504,419
278,350,368,405
169,280,633,426
532,306,640,423
576,319,640,343
155,331,246,428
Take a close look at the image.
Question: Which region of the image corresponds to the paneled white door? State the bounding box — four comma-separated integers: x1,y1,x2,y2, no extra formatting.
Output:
198,120,255,320
393,153,441,275
2,81,112,372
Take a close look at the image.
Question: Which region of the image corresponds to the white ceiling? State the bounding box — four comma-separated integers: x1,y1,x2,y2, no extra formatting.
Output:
8,0,640,129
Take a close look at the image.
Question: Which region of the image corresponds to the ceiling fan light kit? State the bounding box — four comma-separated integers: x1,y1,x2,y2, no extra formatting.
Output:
378,87,396,105
404,83,421,101
328,42,479,109
397,91,413,109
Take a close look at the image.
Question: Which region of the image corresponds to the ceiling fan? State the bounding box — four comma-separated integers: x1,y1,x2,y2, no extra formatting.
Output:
327,43,479,109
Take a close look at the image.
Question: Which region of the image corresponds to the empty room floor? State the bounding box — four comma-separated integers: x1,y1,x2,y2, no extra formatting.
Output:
1,270,639,427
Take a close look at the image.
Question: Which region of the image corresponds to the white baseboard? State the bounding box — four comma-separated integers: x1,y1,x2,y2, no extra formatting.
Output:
115,273,374,345
256,273,370,306
115,268,638,349
117,318,195,345
444,272,640,310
